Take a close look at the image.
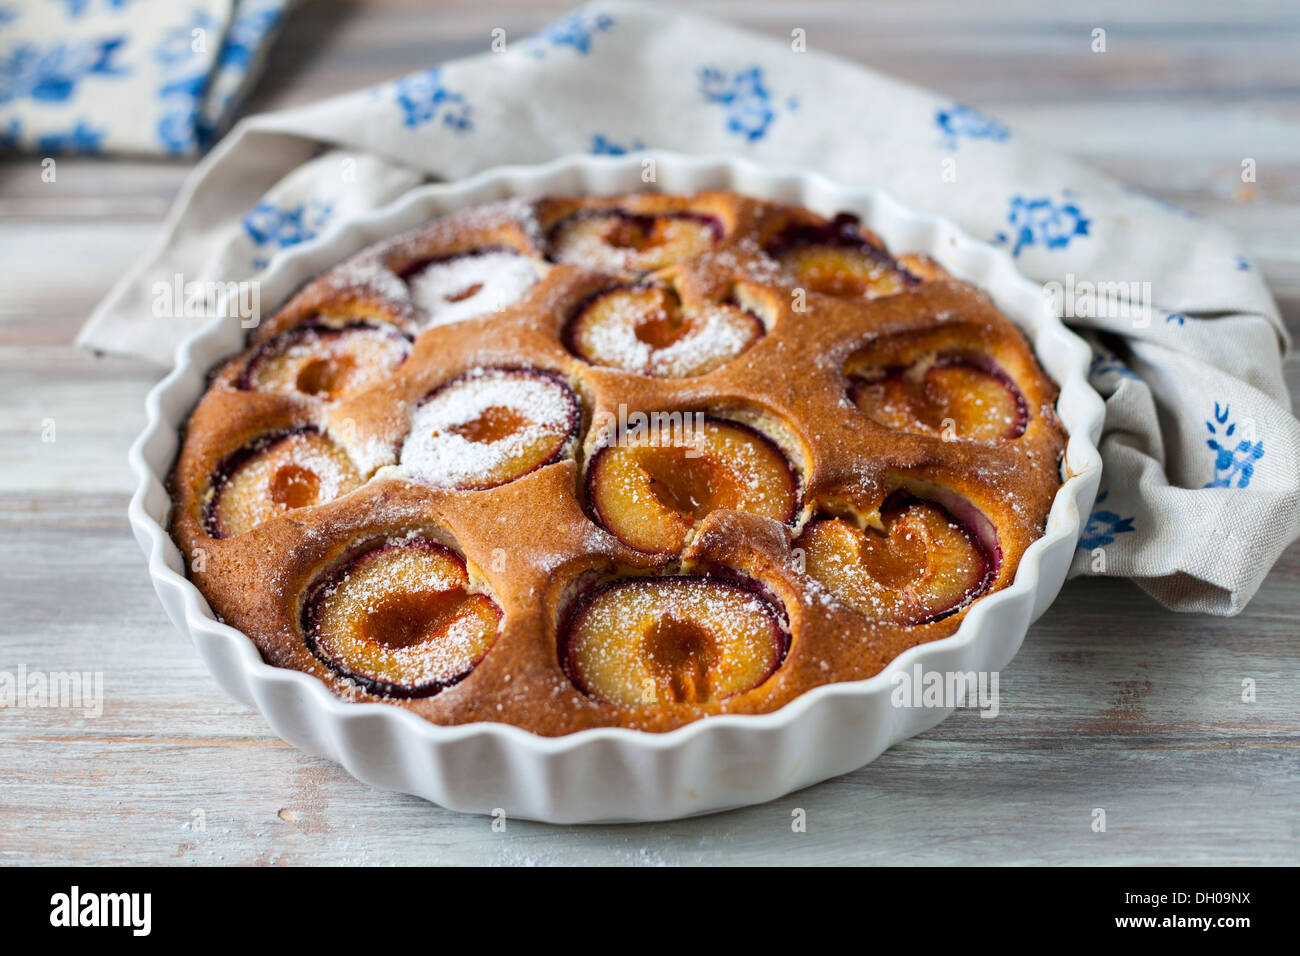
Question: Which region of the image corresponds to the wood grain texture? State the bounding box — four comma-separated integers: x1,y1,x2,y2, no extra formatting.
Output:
1,0,1297,865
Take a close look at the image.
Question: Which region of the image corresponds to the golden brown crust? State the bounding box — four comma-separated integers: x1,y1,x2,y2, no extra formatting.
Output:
168,190,1066,735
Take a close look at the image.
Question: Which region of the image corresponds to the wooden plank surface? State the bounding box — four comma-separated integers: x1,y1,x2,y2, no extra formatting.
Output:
1,0,1298,865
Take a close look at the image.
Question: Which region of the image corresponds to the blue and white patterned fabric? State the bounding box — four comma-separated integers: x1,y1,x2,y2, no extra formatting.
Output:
80,0,1300,614
0,0,292,155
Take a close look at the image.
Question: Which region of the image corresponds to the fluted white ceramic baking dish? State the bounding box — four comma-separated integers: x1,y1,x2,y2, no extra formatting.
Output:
129,153,1104,823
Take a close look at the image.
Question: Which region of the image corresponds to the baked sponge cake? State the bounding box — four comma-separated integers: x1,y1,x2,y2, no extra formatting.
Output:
168,191,1066,735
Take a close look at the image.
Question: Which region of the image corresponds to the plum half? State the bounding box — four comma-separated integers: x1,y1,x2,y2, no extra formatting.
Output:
850,353,1029,441
564,283,763,378
403,248,540,329
561,576,787,707
766,212,916,299
797,491,994,625
301,537,502,698
587,417,799,554
241,322,411,401
547,209,722,273
400,367,580,490
203,426,363,538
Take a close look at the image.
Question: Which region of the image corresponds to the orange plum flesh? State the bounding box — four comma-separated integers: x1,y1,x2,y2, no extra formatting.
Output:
303,539,501,698
206,428,362,538
588,418,798,554
563,577,786,707
852,357,1027,441
798,494,992,625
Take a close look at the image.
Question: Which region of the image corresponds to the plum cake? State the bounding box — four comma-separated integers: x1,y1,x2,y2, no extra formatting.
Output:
168,191,1066,735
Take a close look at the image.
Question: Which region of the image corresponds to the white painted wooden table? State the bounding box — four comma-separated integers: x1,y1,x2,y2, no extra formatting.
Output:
2,0,1297,865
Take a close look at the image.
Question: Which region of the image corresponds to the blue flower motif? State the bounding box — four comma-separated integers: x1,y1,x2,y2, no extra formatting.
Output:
0,116,104,153
1234,255,1250,272
153,10,213,70
157,102,199,154
390,67,471,131
699,65,781,143
0,36,128,105
192,1,290,143
1164,312,1186,326
935,103,1009,149
157,70,206,100
993,192,1091,258
1078,491,1136,550
243,198,334,268
528,10,614,57
589,133,644,155
217,2,284,72
1204,402,1264,489
150,10,215,154
56,0,132,17
36,118,103,153
1089,350,1137,380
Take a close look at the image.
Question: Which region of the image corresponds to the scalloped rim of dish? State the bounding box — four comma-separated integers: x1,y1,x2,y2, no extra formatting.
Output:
128,152,1104,817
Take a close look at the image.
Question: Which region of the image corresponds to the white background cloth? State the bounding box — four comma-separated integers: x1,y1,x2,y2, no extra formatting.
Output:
78,0,1300,614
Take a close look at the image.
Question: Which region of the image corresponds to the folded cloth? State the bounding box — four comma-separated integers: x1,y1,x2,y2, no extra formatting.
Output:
79,0,1300,614
0,0,292,155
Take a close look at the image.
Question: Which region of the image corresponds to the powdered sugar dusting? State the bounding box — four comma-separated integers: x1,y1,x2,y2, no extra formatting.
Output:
311,542,497,688
408,251,539,328
550,213,718,273
346,431,397,475
247,324,410,399
576,295,759,377
213,430,361,537
567,578,784,706
702,236,787,286
400,368,576,488
320,257,410,303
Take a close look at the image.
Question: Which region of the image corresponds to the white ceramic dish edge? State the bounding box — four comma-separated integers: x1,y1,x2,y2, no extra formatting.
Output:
128,153,1104,823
